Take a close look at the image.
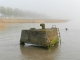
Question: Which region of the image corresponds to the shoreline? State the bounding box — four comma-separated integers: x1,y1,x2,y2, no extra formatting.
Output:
0,19,68,28
0,19,68,23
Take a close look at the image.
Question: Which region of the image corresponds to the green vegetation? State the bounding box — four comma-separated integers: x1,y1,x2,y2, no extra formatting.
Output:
47,37,58,50
51,37,58,45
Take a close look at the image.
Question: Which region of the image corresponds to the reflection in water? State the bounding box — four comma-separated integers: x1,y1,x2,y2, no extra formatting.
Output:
20,43,60,60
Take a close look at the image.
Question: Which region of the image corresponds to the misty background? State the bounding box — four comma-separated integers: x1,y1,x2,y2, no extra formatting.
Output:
0,0,80,20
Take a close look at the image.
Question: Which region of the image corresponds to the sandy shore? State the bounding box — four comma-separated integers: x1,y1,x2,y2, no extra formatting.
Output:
0,22,5,26
0,19,68,23
0,19,68,27
0,22,6,29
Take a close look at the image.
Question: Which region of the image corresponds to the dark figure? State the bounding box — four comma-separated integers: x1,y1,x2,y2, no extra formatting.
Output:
65,28,68,30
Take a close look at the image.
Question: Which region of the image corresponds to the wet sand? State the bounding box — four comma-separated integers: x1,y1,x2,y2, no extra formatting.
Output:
0,22,6,30
0,22,5,26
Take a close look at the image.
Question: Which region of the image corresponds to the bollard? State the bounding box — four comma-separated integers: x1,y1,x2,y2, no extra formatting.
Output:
40,23,45,29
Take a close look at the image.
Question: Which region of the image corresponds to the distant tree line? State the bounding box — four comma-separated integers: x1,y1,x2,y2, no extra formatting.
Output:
0,6,50,19
0,6,28,18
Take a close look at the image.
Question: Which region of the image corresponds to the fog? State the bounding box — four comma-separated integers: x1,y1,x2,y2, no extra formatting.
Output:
0,0,80,20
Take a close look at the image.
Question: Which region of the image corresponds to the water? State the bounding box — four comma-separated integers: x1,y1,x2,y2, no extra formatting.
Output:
0,20,80,60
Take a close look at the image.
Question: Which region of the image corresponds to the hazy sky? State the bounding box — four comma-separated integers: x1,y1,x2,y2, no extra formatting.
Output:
0,0,80,20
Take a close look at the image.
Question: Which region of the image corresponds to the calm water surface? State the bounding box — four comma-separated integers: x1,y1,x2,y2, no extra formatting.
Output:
0,20,80,60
